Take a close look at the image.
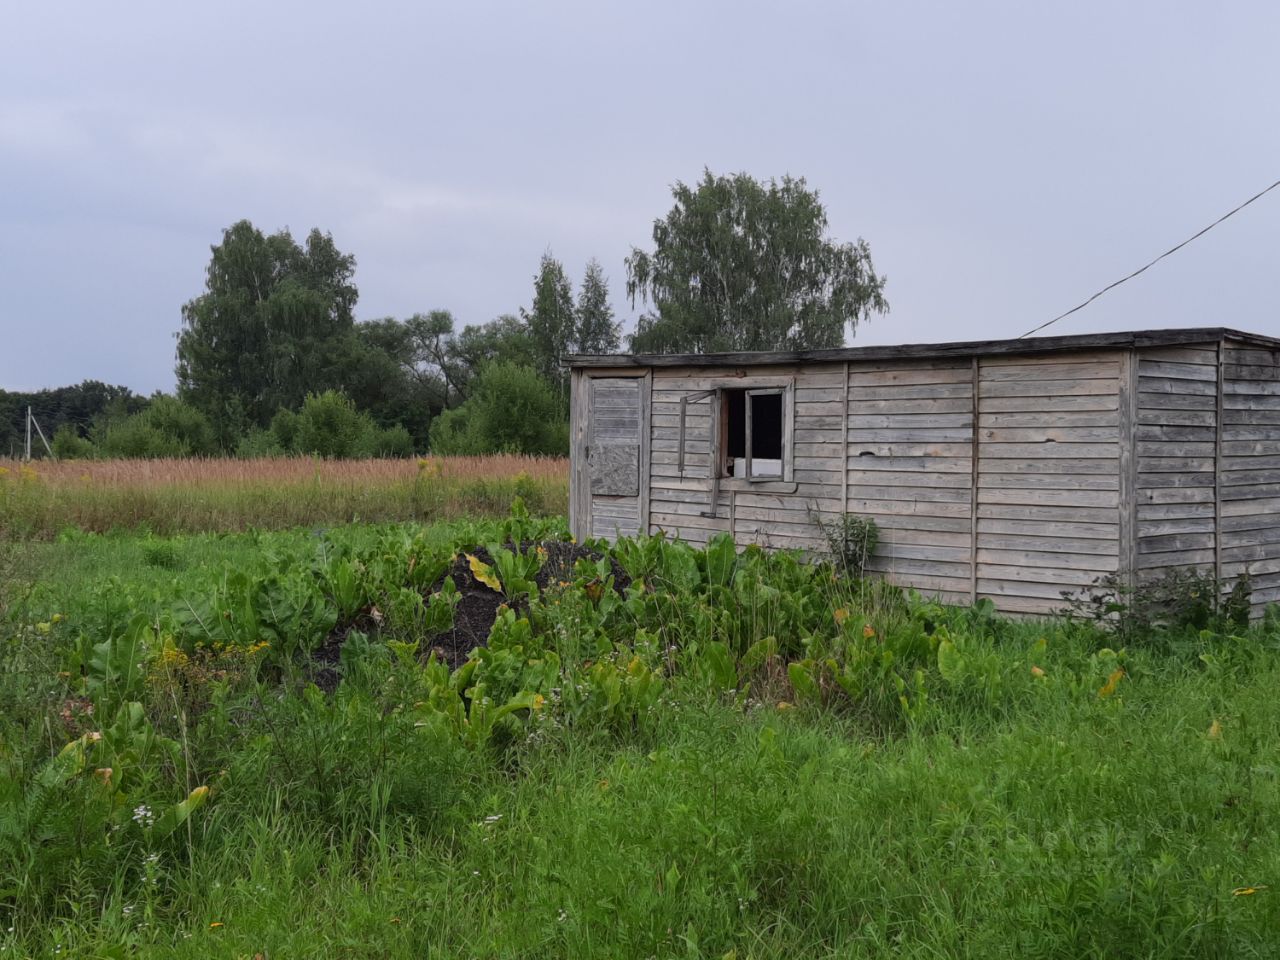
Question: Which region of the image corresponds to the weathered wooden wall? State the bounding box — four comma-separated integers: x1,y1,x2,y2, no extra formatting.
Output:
847,359,975,606
1134,345,1220,577
1219,338,1280,616
634,353,1128,615
570,370,649,541
974,352,1124,614
1130,338,1280,618
574,334,1279,619
647,369,730,544
646,365,843,549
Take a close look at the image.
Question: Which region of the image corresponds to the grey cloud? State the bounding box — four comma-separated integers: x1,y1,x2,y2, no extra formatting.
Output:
2,0,1278,393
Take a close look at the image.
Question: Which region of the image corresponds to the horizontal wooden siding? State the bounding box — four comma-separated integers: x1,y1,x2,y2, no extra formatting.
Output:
846,359,974,605
1219,339,1280,616
974,352,1124,614
1134,345,1221,577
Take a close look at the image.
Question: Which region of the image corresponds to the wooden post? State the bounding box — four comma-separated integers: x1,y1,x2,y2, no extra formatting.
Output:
639,371,652,536
704,391,721,518
30,413,53,459
1214,337,1225,586
969,356,980,604
569,369,588,539
841,361,850,519
1117,349,1139,592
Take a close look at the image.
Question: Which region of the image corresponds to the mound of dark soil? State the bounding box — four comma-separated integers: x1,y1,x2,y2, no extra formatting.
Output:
311,540,631,684
310,611,377,693
428,540,630,669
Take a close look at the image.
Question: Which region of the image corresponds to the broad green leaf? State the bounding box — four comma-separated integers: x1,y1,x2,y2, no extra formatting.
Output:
150,785,211,840
36,732,95,789
788,660,821,703
937,638,963,683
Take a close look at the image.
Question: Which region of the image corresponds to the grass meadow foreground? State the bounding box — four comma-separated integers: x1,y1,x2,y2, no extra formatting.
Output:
0,455,567,538
1,508,1279,958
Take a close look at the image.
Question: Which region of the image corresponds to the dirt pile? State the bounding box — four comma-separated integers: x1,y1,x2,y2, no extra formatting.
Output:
430,540,630,668
311,540,631,686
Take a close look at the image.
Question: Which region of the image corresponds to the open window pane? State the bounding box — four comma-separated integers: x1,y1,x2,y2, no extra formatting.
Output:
746,390,783,478
721,387,786,480
724,390,746,463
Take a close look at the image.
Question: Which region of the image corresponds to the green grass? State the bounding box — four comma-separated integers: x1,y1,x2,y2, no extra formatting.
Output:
2,522,1278,958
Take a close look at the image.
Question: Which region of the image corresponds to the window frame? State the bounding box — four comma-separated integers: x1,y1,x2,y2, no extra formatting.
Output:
678,376,796,498
741,387,787,482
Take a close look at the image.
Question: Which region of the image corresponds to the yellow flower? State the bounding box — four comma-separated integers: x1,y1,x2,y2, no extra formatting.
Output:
833,607,849,625
776,701,794,712
1030,665,1046,678
1097,668,1125,699
863,624,876,640
1232,885,1268,896
51,613,64,624
532,694,546,711
1208,719,1222,740
209,921,224,928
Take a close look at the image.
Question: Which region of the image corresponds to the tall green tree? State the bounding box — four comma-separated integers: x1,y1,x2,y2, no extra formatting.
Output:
404,310,467,408
176,220,358,442
332,319,439,449
626,170,888,353
91,395,217,458
523,252,576,382
0,382,146,456
428,361,568,456
574,258,621,355
449,314,540,394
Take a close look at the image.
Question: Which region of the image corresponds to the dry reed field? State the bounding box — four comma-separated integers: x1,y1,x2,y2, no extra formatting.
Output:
0,455,568,537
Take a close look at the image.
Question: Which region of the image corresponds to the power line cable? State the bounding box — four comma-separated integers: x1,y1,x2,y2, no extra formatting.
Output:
1018,177,1280,339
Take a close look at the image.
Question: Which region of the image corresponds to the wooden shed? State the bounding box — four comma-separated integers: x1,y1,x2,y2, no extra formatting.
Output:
567,327,1280,617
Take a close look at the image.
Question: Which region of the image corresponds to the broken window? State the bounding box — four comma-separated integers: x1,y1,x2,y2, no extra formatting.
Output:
721,388,784,479
678,383,791,488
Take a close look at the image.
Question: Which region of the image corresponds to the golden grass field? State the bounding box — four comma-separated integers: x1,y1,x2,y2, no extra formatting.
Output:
0,455,568,537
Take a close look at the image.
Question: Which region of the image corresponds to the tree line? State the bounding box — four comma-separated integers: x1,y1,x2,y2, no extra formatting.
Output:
6,170,887,459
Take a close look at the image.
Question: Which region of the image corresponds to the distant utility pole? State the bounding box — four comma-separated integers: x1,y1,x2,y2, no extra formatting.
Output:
23,406,54,461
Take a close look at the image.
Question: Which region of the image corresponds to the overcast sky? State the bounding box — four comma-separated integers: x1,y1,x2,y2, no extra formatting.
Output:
2,1,1277,393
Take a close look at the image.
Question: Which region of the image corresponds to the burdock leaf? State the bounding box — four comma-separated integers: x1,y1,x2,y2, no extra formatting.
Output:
467,554,503,593
150,785,210,840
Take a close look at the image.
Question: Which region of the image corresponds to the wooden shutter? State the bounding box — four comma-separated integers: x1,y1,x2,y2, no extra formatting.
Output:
587,378,641,496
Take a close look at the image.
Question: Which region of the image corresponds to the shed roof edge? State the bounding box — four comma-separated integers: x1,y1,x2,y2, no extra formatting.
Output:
565,327,1280,368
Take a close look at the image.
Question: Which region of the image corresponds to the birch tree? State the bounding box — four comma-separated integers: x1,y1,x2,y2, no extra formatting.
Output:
626,171,888,353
